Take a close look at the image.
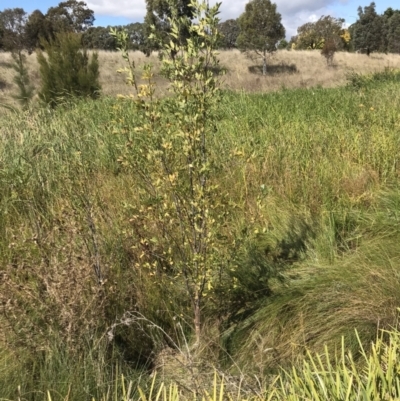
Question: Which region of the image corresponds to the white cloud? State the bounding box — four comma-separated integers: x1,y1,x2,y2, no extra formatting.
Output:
87,0,346,38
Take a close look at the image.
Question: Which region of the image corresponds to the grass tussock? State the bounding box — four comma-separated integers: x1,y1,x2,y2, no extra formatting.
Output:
121,326,400,401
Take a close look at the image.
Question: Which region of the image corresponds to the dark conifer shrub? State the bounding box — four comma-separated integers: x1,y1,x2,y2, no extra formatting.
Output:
37,32,101,107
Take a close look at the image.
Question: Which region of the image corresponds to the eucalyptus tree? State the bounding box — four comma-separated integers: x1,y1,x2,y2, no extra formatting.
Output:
293,16,345,50
82,26,117,50
384,8,400,53
45,0,95,35
143,0,195,55
0,8,27,51
237,0,285,75
217,19,240,49
352,2,384,55
25,10,53,51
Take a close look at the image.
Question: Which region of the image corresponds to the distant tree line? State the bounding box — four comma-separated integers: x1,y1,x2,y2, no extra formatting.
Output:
82,23,147,52
350,3,400,55
1,0,399,55
0,1,95,52
0,0,272,54
289,3,400,55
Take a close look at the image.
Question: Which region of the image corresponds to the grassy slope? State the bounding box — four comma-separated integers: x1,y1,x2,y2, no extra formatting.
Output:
1,50,400,114
1,72,400,398
213,76,400,372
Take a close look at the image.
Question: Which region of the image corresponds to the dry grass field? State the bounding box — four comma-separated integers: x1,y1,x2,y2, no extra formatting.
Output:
1,49,400,110
221,49,400,91
96,49,400,94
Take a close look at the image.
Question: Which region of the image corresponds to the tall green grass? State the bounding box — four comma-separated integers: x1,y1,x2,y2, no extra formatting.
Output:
1,70,400,397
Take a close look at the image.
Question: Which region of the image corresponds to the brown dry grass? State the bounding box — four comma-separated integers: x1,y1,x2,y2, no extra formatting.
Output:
220,49,400,91
1,49,400,109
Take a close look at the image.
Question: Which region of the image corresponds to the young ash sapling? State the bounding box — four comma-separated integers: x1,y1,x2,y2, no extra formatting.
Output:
111,0,224,347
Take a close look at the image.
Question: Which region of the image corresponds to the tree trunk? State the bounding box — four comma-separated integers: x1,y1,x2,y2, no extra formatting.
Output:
194,292,201,347
262,53,267,75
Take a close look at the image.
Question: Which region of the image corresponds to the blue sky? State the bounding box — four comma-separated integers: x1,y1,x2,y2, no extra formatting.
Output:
0,0,395,37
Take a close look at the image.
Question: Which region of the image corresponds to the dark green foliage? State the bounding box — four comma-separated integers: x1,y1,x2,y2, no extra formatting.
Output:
82,23,147,52
82,26,117,50
277,38,289,49
45,0,95,35
37,32,101,107
143,0,195,55
351,2,384,55
219,220,312,324
10,51,34,109
348,5,400,54
0,23,3,50
24,10,53,52
217,19,240,49
387,11,400,53
237,0,285,75
125,22,148,52
0,8,27,51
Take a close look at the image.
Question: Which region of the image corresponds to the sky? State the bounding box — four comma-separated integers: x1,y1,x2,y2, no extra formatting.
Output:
0,0,394,38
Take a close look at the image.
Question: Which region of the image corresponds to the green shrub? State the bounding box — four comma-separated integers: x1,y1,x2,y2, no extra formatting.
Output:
347,67,400,90
37,32,101,108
